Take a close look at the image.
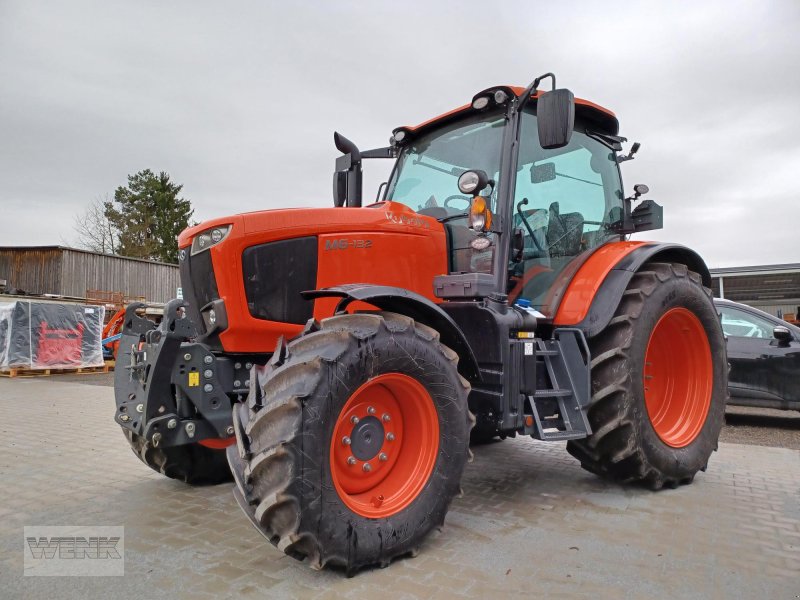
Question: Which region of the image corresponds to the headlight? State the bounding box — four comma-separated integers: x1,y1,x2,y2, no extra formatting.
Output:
191,225,231,255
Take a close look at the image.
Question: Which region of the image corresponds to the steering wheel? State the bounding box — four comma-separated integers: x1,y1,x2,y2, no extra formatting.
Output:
443,194,471,210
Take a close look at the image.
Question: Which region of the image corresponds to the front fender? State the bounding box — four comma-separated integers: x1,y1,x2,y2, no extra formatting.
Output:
553,242,712,338
302,284,481,381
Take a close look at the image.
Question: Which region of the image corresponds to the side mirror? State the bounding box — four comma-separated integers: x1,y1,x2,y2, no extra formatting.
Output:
774,326,792,344
537,88,575,150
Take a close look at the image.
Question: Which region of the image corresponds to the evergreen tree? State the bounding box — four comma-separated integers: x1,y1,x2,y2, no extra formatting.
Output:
104,169,194,263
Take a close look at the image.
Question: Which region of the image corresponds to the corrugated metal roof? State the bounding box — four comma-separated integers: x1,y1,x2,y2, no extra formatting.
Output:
0,245,178,266
710,263,800,276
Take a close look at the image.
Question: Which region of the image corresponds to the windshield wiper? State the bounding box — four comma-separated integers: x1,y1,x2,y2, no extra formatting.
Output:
412,158,464,177
585,130,626,151
437,212,469,223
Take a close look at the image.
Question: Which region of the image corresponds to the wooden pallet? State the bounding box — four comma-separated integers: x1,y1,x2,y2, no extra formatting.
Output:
0,363,113,378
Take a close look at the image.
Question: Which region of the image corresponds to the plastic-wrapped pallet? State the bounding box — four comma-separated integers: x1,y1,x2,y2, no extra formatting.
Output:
0,300,105,370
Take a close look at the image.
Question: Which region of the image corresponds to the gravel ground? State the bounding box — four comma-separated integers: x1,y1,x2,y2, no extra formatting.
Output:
55,371,800,450
722,405,800,450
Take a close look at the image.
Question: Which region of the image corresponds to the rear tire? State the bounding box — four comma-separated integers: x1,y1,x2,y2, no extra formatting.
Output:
122,429,233,485
228,312,472,573
566,262,727,489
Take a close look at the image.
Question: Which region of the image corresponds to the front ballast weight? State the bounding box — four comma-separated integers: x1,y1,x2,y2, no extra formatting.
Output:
113,300,250,450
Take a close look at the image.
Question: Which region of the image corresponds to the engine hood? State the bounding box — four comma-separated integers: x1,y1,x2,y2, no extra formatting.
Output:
178,202,442,248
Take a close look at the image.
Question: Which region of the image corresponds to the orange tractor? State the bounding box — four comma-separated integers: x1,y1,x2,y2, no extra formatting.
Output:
114,73,727,573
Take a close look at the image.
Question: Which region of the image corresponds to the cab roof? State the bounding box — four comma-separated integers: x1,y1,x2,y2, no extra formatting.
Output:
397,85,619,137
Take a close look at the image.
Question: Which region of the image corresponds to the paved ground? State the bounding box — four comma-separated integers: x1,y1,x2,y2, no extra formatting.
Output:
1,375,798,599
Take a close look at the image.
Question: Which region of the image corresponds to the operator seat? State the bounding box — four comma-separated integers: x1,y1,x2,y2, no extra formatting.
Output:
546,202,584,257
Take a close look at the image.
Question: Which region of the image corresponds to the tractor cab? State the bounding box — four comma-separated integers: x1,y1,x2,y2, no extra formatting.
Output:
334,77,661,319
384,93,627,315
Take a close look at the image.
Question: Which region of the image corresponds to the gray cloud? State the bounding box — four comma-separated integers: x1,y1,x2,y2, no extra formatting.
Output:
1,0,798,267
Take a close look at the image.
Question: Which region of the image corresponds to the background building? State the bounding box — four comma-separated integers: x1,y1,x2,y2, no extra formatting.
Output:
0,246,180,304
711,263,800,319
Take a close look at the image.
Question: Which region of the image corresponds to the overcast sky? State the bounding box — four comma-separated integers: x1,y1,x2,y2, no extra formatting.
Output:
1,1,798,268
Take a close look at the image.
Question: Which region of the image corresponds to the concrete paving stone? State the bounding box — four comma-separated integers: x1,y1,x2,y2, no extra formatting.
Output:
1,377,799,599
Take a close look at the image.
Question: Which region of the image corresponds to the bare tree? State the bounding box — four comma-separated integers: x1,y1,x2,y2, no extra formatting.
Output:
72,196,118,254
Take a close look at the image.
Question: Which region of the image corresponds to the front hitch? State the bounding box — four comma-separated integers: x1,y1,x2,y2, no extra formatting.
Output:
113,299,249,449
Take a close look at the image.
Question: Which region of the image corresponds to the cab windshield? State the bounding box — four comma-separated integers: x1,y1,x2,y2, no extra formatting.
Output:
385,111,505,274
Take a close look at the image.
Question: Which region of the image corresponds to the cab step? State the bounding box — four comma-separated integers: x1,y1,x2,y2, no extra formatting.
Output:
527,328,593,442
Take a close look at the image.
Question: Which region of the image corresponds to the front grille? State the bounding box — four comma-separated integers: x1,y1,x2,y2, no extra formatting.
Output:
242,237,317,325
179,250,219,335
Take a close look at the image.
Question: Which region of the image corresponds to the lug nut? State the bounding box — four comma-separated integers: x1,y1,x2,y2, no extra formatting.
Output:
203,369,213,379
351,415,359,425
226,426,234,435
135,403,144,413
386,432,395,442
347,456,357,465
120,414,130,422
167,418,177,429
234,362,242,370
233,380,241,388
382,413,391,422
362,462,372,472
379,452,388,462
245,362,253,369
342,436,351,446
203,384,213,393
203,355,213,365
184,353,192,361
367,406,376,415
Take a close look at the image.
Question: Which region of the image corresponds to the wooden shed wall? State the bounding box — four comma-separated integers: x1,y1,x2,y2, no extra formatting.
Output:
0,248,63,295
0,248,180,303
60,250,180,303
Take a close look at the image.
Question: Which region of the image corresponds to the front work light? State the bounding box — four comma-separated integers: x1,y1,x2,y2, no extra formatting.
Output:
458,169,489,195
191,224,232,255
472,96,490,110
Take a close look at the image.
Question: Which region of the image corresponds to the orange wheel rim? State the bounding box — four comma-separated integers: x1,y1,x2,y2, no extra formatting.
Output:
197,437,235,449
643,307,713,448
330,373,439,518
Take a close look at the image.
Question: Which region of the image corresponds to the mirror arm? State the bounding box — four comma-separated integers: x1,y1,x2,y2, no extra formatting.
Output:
515,72,556,115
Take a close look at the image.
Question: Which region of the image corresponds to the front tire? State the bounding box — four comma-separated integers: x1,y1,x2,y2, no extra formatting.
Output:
566,262,727,489
228,312,472,573
122,429,233,485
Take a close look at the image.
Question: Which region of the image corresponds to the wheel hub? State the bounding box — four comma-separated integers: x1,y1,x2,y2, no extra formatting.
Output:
349,416,385,461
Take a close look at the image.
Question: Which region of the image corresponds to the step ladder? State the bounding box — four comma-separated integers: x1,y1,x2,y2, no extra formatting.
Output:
527,328,592,441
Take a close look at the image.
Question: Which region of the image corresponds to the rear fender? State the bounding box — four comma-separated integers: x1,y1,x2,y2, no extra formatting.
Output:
302,284,481,381
553,242,712,338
